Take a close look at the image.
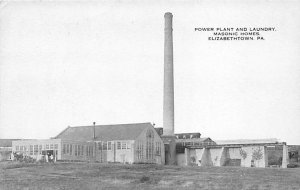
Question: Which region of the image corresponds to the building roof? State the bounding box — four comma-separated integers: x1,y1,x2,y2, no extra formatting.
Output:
0,139,21,147
215,138,281,145
55,122,152,141
176,137,214,143
175,133,201,139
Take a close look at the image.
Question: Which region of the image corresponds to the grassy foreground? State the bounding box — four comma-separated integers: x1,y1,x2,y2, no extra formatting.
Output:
1,162,300,190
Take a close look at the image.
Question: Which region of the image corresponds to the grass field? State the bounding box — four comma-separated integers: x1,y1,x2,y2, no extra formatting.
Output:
1,162,300,190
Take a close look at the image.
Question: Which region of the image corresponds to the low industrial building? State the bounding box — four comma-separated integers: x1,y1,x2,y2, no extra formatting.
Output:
178,139,289,168
12,123,165,164
11,126,291,168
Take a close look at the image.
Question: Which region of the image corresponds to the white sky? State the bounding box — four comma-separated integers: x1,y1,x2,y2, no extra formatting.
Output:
1,1,300,144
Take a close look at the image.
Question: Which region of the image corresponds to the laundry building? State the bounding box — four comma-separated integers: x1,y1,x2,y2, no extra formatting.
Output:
12,123,165,164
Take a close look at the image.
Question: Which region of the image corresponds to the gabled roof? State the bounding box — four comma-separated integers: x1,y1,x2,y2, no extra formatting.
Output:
198,137,213,142
55,122,152,141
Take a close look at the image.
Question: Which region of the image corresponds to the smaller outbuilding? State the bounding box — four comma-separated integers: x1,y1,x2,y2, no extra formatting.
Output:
0,139,20,161
179,138,289,168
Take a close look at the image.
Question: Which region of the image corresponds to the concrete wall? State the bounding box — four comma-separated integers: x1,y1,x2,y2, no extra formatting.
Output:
201,148,213,166
176,148,205,166
183,145,269,168
176,153,185,166
210,148,223,166
227,146,267,167
195,149,204,166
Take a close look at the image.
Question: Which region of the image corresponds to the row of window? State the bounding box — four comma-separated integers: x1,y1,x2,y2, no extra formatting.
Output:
146,130,154,160
16,144,58,151
180,141,215,146
62,141,133,157
137,141,144,160
86,146,94,157
155,142,161,156
62,144,94,157
15,144,59,155
136,140,162,160
62,144,73,155
74,145,84,156
97,141,131,151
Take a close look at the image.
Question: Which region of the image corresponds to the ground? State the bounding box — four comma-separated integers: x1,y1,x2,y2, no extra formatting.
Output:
1,162,300,190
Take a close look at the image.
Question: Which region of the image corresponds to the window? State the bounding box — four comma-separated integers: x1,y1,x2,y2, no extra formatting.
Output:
75,145,78,156
137,141,144,160
98,142,102,150
30,145,33,155
122,142,126,150
46,144,49,150
50,144,54,150
156,142,161,156
146,130,154,160
108,142,112,150
87,146,93,156
81,146,84,156
20,146,23,151
70,144,72,155
54,144,58,149
117,142,121,150
63,144,66,154
34,145,38,155
39,145,42,154
86,146,93,157
66,144,70,154
103,142,107,150
16,146,19,151
75,145,80,156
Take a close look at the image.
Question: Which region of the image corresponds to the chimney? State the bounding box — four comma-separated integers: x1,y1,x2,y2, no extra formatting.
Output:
93,122,96,140
163,12,174,136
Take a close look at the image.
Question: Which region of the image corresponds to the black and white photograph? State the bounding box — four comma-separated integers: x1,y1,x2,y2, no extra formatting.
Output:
0,0,300,189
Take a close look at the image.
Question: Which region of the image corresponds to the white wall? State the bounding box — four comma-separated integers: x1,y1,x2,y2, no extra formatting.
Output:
12,139,62,160
113,140,134,164
228,146,266,167
176,153,185,166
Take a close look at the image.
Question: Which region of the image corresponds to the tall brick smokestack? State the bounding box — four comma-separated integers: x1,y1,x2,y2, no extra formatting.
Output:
163,12,174,136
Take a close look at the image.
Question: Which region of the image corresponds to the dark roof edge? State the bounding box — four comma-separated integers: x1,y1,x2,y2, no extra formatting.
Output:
68,122,152,128
53,126,71,139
